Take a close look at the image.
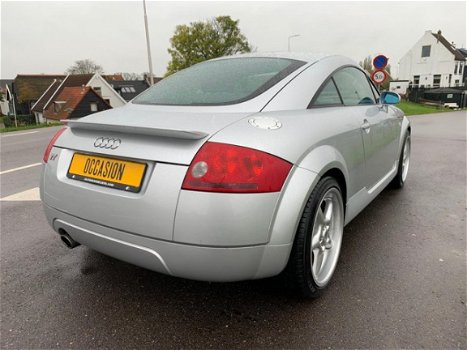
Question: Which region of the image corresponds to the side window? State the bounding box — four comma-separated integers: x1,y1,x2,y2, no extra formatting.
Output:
368,79,380,103
312,78,342,106
333,67,376,105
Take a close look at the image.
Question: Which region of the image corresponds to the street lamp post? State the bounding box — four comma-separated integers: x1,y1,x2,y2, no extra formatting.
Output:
143,0,154,85
288,34,300,52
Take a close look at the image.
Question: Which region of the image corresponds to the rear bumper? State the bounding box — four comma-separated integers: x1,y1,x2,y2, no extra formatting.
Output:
44,204,292,282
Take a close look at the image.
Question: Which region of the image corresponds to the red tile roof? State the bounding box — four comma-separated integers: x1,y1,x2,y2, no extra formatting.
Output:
33,74,94,112
43,86,110,120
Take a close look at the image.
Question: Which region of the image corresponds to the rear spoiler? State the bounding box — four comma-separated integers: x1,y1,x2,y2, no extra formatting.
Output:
62,119,209,140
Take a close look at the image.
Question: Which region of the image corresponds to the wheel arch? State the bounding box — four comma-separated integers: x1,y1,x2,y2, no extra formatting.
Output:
320,168,347,212
268,145,350,247
257,146,350,279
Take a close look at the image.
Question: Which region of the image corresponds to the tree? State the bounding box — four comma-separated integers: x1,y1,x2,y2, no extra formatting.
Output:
121,72,143,80
359,55,372,73
166,16,252,76
66,59,104,74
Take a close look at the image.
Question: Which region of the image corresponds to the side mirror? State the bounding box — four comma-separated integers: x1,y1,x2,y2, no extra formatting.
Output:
381,91,400,105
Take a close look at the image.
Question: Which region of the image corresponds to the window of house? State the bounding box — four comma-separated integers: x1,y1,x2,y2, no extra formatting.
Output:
454,62,458,74
54,101,65,113
128,87,136,93
433,75,441,87
455,79,460,86
93,87,102,96
332,67,376,105
413,75,420,86
90,102,98,112
459,63,463,75
421,45,431,58
311,78,342,106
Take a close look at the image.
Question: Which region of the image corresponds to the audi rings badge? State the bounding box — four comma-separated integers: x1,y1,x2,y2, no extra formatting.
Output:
93,137,121,150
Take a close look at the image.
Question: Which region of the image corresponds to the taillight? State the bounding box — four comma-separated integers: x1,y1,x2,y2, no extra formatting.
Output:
43,127,67,163
182,142,292,193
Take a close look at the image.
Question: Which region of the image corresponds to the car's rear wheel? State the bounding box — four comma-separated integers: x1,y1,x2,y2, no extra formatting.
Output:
392,132,411,188
286,177,344,298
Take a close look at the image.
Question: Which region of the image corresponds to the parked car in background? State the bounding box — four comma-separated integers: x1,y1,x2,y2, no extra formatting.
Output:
40,53,410,298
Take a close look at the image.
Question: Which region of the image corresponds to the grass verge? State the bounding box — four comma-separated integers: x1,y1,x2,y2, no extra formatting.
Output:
0,122,62,133
397,101,455,116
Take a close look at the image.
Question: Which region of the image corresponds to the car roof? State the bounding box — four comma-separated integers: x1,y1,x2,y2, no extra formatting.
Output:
212,52,334,64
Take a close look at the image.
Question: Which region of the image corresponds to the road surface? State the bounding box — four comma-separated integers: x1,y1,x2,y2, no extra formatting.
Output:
1,112,465,349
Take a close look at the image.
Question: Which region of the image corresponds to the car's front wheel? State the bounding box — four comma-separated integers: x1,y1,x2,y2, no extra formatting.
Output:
392,132,411,188
286,177,344,298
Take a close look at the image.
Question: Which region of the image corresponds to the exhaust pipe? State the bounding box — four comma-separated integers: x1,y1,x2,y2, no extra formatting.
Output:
58,229,80,249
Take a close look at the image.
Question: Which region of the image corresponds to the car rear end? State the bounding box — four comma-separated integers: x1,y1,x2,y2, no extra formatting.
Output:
41,114,298,281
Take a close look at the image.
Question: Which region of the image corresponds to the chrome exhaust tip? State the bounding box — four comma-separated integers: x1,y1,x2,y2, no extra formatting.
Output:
58,229,80,249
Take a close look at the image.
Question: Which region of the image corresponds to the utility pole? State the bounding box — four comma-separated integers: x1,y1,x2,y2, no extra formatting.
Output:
143,0,154,85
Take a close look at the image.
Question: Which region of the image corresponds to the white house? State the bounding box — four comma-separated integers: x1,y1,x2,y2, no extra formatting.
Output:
389,80,410,95
86,74,127,108
398,30,466,88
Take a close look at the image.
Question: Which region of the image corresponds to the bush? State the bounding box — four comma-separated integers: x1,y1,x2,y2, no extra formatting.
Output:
2,114,36,127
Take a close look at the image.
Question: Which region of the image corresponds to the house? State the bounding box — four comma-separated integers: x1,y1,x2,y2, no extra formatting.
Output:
389,80,410,95
398,30,467,88
42,86,111,121
110,80,150,101
102,74,124,82
11,74,66,115
32,73,126,123
0,79,13,115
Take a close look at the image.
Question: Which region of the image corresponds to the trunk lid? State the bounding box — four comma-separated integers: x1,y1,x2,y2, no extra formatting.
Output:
56,103,254,165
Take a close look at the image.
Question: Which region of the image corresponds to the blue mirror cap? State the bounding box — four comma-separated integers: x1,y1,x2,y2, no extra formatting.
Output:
381,91,400,105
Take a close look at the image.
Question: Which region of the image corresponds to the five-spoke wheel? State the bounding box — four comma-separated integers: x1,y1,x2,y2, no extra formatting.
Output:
287,177,344,298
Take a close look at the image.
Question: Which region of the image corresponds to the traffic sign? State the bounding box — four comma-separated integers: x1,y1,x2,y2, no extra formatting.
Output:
371,70,387,84
373,55,388,70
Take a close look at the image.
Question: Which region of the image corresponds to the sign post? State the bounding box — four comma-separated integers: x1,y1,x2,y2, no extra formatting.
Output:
371,54,389,88
371,70,387,85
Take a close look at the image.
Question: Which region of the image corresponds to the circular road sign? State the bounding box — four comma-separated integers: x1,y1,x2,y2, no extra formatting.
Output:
371,70,387,84
373,55,388,69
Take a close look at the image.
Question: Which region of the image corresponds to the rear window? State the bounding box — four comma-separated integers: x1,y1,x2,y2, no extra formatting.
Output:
132,57,306,106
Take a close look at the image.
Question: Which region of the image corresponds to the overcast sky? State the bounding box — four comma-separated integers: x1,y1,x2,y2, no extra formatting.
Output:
1,1,465,79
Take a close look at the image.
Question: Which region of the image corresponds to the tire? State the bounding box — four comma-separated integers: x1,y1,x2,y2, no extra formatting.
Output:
391,132,411,189
286,177,344,298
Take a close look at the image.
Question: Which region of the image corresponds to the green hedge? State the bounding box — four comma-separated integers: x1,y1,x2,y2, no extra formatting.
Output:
2,115,36,127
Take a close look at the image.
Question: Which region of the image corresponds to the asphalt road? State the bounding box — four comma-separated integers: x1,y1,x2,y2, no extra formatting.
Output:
1,112,465,349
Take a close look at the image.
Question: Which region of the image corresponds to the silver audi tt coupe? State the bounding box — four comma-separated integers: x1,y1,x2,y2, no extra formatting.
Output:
41,53,410,297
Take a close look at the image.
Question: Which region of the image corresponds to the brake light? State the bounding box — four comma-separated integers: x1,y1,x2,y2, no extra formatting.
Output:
182,142,292,193
43,127,67,163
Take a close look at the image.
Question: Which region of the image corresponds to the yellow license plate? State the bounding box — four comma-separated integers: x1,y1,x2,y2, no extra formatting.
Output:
67,153,147,193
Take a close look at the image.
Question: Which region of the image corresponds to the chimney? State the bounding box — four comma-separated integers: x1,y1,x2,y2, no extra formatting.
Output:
451,41,456,48
437,29,442,42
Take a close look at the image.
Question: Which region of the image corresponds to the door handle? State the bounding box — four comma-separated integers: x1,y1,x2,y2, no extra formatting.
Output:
361,120,371,133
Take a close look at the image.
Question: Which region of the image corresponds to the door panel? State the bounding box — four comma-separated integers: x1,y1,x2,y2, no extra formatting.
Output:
359,105,399,188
